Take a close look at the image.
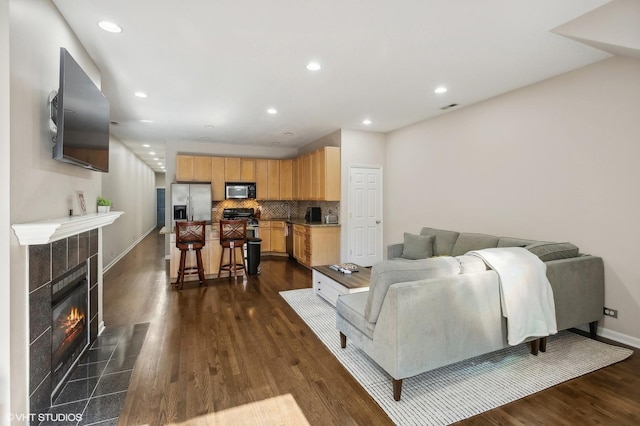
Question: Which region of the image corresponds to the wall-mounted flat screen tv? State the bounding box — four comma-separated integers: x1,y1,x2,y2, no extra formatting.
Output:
51,47,110,172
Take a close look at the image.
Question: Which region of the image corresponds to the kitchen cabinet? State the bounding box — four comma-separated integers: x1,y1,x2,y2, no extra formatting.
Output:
176,155,212,182
255,159,268,200
241,158,256,182
279,159,293,200
268,160,280,200
270,221,286,253
300,154,312,200
293,223,340,267
225,157,241,181
169,228,221,280
211,157,225,200
259,221,271,252
312,147,340,201
292,157,299,200
258,220,286,254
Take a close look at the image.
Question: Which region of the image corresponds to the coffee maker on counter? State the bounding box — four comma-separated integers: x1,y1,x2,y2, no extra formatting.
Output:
304,207,322,223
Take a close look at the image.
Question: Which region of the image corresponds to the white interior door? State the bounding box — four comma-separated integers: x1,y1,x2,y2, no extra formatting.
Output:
348,166,383,266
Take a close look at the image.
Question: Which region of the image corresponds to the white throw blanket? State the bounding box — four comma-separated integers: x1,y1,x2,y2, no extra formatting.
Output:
468,247,558,345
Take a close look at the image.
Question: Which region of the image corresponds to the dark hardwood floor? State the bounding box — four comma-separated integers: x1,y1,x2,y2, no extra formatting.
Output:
104,229,639,425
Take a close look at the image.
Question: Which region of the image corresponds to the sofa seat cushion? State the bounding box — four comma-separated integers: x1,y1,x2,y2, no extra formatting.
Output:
401,233,434,260
452,233,500,256
336,292,374,339
526,242,580,261
419,228,460,256
364,257,461,323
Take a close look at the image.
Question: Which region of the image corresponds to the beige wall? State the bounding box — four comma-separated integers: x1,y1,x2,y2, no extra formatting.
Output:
102,138,157,269
1,0,10,423
385,56,640,346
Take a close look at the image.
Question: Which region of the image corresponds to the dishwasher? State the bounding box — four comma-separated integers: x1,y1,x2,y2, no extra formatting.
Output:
286,222,294,258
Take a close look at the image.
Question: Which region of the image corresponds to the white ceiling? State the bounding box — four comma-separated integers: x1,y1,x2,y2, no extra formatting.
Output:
51,0,623,173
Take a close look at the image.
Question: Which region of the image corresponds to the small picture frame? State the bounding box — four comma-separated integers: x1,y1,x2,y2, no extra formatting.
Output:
77,191,87,215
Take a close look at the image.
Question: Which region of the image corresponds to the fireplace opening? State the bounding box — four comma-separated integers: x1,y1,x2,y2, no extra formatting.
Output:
51,263,89,397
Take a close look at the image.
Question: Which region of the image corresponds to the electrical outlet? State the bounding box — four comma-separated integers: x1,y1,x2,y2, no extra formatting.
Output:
603,307,618,318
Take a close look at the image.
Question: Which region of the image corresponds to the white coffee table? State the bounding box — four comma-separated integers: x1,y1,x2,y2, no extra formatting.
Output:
312,265,370,307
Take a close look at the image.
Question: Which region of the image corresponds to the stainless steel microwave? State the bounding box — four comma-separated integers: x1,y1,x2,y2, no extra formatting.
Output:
225,182,256,199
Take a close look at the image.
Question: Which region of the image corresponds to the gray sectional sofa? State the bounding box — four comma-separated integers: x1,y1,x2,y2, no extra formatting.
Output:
336,227,604,400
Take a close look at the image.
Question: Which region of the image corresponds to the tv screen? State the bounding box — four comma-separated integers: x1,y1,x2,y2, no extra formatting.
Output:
52,48,110,172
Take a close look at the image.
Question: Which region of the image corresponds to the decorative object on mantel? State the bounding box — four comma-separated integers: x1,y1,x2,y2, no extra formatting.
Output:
11,211,124,246
77,191,87,215
97,196,111,213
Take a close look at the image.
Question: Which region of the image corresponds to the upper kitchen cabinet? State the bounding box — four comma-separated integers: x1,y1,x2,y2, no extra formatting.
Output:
176,155,212,182
317,146,340,201
279,159,293,200
224,157,241,181
255,159,268,200
241,159,256,182
211,157,225,200
294,147,340,201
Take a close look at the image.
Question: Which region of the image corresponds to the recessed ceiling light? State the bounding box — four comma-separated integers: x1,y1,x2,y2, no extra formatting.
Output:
134,92,148,98
149,152,156,155
139,119,154,123
434,86,448,94
157,162,163,166
204,124,215,128
153,157,159,161
306,62,321,71
98,21,122,33
283,132,294,136
362,119,372,125
142,144,150,148
267,108,278,115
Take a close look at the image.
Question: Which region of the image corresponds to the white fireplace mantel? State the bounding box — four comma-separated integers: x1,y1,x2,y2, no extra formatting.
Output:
12,211,124,246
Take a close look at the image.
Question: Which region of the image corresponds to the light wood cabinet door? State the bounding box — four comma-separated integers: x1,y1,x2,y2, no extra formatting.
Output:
293,225,308,264
279,159,293,200
311,149,324,200
292,157,299,200
241,158,256,182
300,154,312,200
255,159,268,200
225,157,241,181
267,159,280,200
270,221,286,253
324,146,341,201
211,157,225,200
193,156,212,182
259,221,271,252
176,155,194,182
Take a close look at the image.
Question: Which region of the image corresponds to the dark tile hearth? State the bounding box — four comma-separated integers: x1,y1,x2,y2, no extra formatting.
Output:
40,323,149,426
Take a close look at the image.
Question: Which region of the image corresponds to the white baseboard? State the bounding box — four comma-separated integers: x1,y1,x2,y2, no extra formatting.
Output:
103,226,156,273
575,324,640,349
98,321,106,336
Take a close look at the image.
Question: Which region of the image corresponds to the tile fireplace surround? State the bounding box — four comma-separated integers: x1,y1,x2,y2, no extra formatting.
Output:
12,212,123,416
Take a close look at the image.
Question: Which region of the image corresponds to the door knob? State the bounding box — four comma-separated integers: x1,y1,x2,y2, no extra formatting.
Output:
376,220,381,224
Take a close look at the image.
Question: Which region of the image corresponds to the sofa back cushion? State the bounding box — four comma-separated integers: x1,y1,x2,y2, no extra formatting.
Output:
525,241,580,261
364,257,461,323
452,233,500,256
497,237,539,248
419,228,460,256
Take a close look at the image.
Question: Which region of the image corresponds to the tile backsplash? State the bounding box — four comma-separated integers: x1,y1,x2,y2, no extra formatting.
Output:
212,199,339,222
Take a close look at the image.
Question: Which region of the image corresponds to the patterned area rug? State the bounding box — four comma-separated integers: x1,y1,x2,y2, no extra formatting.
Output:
280,288,633,426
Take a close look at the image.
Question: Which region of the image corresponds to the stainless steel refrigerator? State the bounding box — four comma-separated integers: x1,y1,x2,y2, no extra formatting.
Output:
171,183,212,228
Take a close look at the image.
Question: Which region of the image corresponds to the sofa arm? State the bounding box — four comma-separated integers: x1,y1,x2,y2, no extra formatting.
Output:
387,243,404,259
545,255,604,331
370,271,505,379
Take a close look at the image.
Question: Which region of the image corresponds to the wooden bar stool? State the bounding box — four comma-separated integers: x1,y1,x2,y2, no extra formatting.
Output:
174,221,207,290
218,220,247,278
